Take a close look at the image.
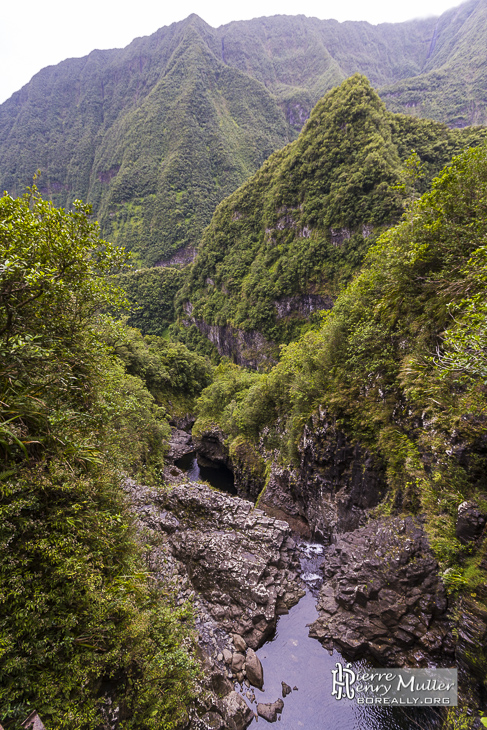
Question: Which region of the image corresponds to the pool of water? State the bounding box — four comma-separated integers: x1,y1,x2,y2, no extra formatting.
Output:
174,451,237,495
242,544,443,730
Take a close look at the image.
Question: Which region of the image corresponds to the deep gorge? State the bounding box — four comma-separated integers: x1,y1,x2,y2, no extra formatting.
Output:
2,7,487,728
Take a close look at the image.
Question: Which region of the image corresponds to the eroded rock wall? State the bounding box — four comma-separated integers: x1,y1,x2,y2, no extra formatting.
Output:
308,516,453,666
124,478,305,729
260,409,386,541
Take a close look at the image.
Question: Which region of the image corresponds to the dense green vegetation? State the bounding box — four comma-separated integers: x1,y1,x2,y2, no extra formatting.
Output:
1,2,487,268
114,266,184,337
0,190,203,727
180,76,487,352
194,143,487,583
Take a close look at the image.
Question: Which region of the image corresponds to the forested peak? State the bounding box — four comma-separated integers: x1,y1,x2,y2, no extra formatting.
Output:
307,73,388,126
245,75,402,237
2,1,487,271
180,75,487,356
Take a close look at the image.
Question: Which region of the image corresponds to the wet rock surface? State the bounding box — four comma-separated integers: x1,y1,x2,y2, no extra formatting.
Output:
245,648,264,690
256,698,284,722
193,425,231,467
309,516,454,666
260,408,386,541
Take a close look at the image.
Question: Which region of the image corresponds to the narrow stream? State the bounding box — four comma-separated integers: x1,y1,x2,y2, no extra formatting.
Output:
174,450,237,494
174,456,444,729
244,544,442,730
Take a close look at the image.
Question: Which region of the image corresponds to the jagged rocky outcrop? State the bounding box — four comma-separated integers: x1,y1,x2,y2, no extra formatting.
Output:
167,427,194,460
456,500,487,544
184,315,278,370
260,408,386,541
192,424,231,468
256,698,284,722
193,407,386,542
308,516,454,666
273,294,332,320
160,482,304,647
185,295,332,367
124,478,304,729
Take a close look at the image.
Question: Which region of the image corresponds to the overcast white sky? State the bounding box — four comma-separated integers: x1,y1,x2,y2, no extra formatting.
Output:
1,0,464,105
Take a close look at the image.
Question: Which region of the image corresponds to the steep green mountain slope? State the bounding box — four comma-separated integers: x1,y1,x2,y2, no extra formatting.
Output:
178,76,487,363
1,1,487,266
0,15,290,266
382,0,487,127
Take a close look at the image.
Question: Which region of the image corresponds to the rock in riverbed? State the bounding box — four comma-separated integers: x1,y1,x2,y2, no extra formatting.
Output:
256,698,284,722
245,648,264,689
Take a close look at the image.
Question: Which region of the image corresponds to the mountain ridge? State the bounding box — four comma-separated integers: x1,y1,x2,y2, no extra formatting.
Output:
1,1,486,265
177,75,487,364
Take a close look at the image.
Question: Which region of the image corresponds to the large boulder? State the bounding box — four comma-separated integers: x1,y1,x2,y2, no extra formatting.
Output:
456,501,486,544
256,699,284,723
245,648,264,689
220,691,255,730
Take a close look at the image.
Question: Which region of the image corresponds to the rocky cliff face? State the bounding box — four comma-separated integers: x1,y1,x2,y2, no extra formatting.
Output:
184,316,278,369
309,516,454,666
259,408,386,541
193,408,385,541
124,478,304,729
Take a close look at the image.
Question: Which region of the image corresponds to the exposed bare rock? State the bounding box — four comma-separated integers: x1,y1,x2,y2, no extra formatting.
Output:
231,652,246,672
256,699,284,722
124,478,304,730
233,634,247,653
281,682,292,697
167,427,194,460
155,245,196,267
155,482,305,648
456,500,487,544
245,647,264,690
273,294,332,320
219,691,255,730
308,516,453,666
184,317,278,369
260,408,386,541
192,424,230,466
